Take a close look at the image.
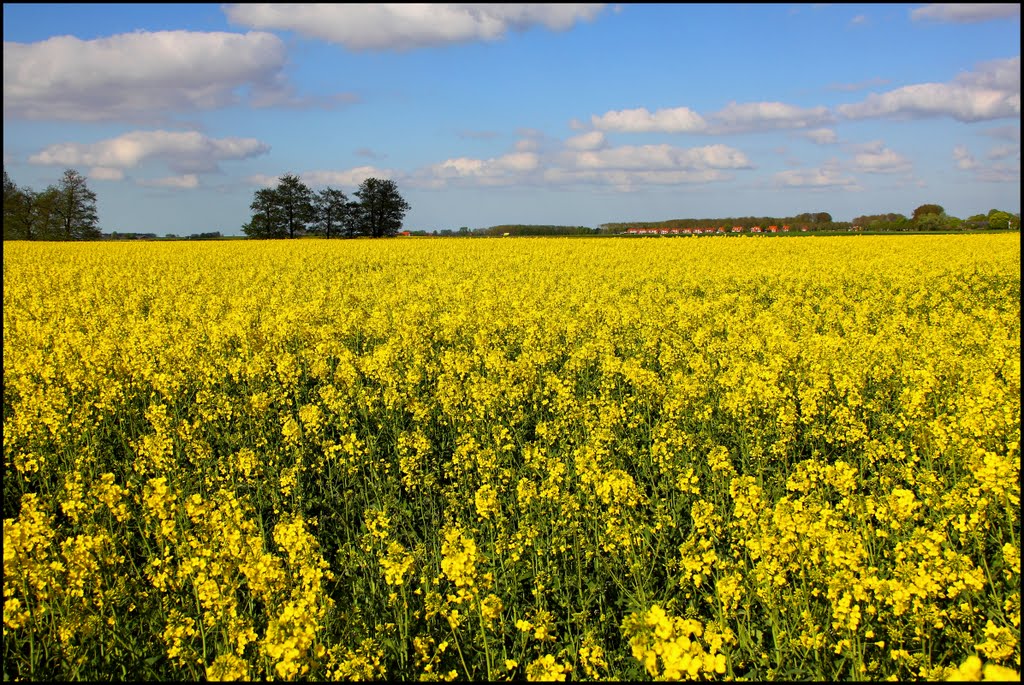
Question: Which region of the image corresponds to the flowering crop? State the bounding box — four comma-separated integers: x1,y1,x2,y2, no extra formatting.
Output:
3,235,1020,680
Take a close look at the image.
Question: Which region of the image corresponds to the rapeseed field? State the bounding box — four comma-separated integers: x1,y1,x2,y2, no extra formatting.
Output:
3,235,1019,681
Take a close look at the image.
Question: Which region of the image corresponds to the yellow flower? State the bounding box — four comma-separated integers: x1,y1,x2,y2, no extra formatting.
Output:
526,654,570,682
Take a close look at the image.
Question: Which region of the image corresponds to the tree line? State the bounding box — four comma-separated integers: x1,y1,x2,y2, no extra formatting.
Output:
3,167,101,240
243,174,410,239
601,212,846,233
4,168,1019,240
851,204,1020,232
600,205,1020,234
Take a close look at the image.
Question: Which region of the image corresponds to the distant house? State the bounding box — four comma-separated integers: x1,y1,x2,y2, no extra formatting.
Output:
399,231,411,236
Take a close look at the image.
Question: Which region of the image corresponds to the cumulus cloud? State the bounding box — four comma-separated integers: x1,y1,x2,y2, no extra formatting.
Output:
804,128,838,144
711,101,834,133
224,4,606,50
406,138,752,191
411,152,541,188
837,57,1020,123
138,174,200,189
29,130,269,175
774,166,860,190
570,144,752,171
541,168,729,191
911,4,1019,23
248,166,395,188
87,167,125,181
565,131,607,151
953,145,978,170
849,141,913,173
591,106,708,133
590,101,832,135
2,30,311,122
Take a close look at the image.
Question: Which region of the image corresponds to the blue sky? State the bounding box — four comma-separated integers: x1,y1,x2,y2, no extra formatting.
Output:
3,3,1020,235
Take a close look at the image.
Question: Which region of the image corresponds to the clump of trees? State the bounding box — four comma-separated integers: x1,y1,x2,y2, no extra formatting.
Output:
480,225,596,237
600,212,847,233
242,174,411,239
852,204,1020,232
3,167,101,240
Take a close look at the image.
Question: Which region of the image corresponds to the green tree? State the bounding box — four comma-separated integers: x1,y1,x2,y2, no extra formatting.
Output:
354,178,411,238
276,173,316,239
3,168,31,239
29,186,63,240
987,209,1011,230
914,213,948,232
242,174,315,239
912,204,944,221
242,187,287,238
965,214,989,229
53,169,100,240
313,187,350,239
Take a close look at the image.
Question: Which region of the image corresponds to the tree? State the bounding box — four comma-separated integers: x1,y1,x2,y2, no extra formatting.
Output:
965,214,989,230
354,178,410,238
29,186,63,240
54,169,100,240
242,174,315,239
987,209,1011,230
313,187,350,238
276,173,315,239
243,187,287,238
3,168,30,239
912,204,944,221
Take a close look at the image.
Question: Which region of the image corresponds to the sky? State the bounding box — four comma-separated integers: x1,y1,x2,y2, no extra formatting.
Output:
3,3,1020,235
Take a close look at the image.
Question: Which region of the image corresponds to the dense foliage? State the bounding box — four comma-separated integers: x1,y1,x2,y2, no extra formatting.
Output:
3,236,1020,681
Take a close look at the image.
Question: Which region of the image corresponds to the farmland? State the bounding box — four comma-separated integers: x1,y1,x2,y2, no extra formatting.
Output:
3,235,1020,681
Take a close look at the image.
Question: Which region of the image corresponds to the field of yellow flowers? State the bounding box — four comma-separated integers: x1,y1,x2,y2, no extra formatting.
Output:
3,234,1020,681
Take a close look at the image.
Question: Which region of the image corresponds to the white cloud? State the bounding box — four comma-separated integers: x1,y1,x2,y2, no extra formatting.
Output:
590,101,832,135
711,102,834,133
565,131,607,151
953,145,978,170
955,56,1020,92
248,166,395,189
407,139,751,190
774,166,860,190
570,144,751,171
849,141,913,173
837,57,1020,122
911,4,1019,23
591,107,708,133
224,4,606,50
87,167,125,181
413,152,541,187
542,168,729,191
3,30,298,122
804,128,838,144
29,130,269,175
138,174,200,189
849,14,869,26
